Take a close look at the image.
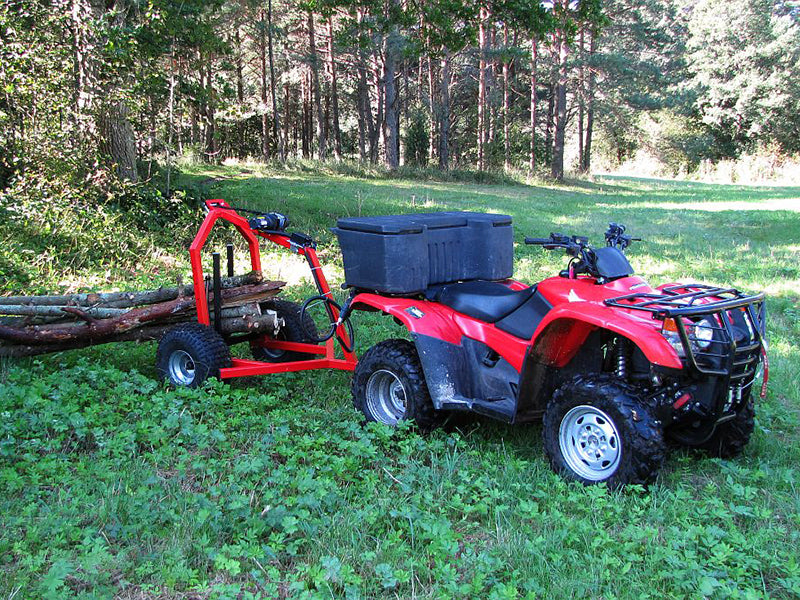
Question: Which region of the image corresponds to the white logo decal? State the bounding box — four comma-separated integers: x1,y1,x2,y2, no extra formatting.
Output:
568,290,583,303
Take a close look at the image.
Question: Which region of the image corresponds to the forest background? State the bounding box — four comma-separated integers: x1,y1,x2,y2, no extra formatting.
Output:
2,0,799,208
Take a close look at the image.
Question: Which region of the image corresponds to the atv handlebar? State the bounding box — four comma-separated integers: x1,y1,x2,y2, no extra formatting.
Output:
524,237,556,245
526,223,642,281
524,233,586,256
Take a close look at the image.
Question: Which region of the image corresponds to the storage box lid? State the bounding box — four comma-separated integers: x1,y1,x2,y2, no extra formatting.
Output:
336,211,510,234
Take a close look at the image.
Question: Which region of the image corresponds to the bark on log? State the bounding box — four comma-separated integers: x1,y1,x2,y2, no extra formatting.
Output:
0,305,129,318
0,303,261,320
0,271,263,309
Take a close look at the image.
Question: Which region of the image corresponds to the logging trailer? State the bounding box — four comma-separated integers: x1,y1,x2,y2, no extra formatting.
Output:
154,199,357,387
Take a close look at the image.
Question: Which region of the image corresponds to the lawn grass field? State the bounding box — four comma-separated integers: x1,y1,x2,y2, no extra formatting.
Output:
1,164,799,599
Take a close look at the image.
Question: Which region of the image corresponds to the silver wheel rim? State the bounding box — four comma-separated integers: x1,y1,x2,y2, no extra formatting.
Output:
168,349,196,386
260,335,286,360
559,405,622,481
365,369,407,425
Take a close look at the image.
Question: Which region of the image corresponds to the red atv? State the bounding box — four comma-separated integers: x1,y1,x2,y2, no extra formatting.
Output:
161,205,767,487
336,213,768,486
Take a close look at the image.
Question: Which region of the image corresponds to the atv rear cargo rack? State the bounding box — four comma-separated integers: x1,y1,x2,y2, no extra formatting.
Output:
605,284,766,383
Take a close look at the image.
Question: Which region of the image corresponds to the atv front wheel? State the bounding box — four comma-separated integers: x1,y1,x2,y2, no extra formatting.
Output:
352,339,443,430
156,323,231,388
250,300,320,363
695,399,755,458
543,375,665,486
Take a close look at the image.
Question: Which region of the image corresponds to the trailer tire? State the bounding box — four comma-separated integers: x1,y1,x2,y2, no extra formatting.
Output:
157,323,231,388
352,339,443,431
543,374,665,487
251,300,320,363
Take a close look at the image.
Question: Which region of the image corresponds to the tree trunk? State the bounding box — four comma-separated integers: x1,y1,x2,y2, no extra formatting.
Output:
355,23,375,162
202,64,217,162
327,17,343,160
582,30,596,173
302,73,311,158
438,53,451,170
428,53,436,161
529,36,538,172
488,24,497,144
268,0,284,162
190,106,199,145
356,68,369,161
101,101,138,182
577,27,585,172
235,26,246,158
166,42,176,197
371,46,386,162
283,82,291,158
477,5,488,171
551,26,568,181
384,20,400,170
259,10,270,162
503,24,511,171
307,10,327,160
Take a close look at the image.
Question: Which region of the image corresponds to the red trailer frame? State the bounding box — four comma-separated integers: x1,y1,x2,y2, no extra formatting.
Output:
189,200,357,379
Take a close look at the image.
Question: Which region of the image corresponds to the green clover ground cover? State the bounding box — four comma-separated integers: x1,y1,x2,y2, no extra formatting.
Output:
1,165,799,598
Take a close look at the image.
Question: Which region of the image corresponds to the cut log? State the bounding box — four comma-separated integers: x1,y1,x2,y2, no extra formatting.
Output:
0,311,282,358
0,305,129,318
0,303,261,320
0,281,284,346
0,271,264,309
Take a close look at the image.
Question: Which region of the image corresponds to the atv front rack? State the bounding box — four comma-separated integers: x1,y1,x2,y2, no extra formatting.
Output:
605,284,766,384
604,284,765,319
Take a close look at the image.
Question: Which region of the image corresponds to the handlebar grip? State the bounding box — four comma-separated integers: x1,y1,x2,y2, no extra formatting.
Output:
525,237,553,244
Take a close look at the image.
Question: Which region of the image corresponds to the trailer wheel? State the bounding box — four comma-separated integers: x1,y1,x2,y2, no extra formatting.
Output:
250,300,320,363
543,375,665,487
156,323,231,388
352,339,443,430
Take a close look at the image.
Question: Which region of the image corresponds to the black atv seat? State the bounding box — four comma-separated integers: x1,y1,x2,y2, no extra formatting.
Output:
427,280,535,323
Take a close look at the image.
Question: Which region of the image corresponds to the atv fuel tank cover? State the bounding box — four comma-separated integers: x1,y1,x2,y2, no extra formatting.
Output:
593,247,634,280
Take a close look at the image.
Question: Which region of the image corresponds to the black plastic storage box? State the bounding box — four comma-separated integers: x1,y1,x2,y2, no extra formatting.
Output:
332,212,514,294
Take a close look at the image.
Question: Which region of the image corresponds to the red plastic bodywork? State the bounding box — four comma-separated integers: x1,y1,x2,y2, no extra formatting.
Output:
352,274,684,374
189,200,356,379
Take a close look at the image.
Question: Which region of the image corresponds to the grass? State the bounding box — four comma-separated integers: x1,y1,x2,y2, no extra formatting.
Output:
1,162,799,598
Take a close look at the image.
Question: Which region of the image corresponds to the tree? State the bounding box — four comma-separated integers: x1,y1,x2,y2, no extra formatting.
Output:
685,0,800,154
585,0,685,170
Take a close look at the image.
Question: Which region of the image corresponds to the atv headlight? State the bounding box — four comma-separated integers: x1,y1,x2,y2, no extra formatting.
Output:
692,317,715,349
661,319,686,358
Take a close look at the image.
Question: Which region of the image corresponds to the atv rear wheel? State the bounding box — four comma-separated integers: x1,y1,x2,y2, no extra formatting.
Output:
352,339,443,430
250,300,320,363
543,375,665,486
156,323,231,388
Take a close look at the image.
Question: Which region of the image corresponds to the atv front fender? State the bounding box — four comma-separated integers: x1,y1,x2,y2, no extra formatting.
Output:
530,302,683,370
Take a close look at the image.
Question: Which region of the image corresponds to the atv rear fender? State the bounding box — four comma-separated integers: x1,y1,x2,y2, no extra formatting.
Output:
351,293,530,420
529,302,683,370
